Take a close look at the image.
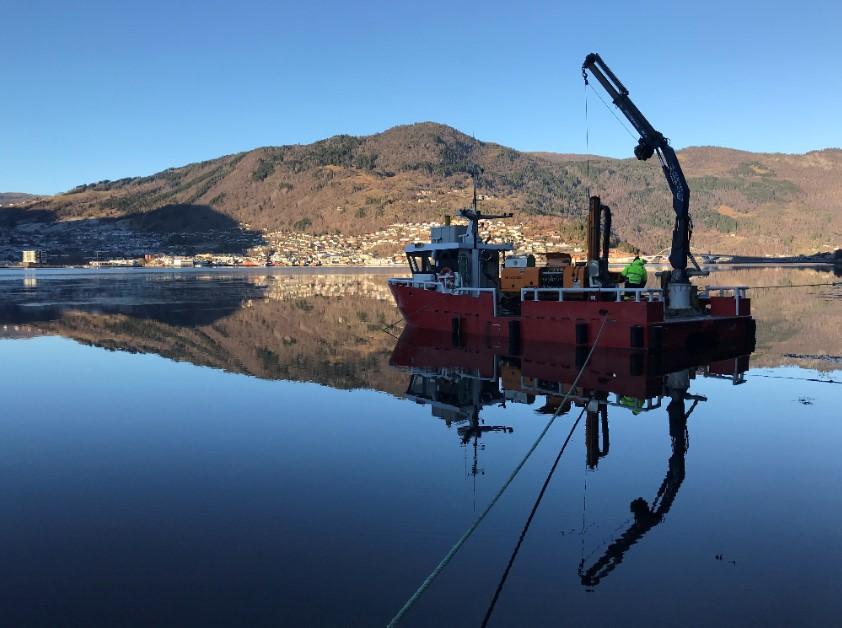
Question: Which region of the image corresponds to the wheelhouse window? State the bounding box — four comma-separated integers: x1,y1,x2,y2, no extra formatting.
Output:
407,252,434,274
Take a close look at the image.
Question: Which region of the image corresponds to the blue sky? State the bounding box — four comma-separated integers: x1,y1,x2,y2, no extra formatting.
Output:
2,0,840,194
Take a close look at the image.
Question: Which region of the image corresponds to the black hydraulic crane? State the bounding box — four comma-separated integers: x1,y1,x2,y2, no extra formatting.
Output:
582,53,694,298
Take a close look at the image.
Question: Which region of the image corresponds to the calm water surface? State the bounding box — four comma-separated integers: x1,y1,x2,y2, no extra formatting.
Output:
1,266,840,626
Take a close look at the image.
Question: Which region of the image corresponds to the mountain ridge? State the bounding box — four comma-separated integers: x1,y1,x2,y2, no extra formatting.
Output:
4,122,842,257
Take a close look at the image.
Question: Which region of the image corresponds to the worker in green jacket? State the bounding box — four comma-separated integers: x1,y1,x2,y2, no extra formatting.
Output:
621,255,647,289
618,395,644,415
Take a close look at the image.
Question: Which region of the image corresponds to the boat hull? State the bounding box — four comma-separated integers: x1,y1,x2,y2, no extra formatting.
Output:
389,283,754,352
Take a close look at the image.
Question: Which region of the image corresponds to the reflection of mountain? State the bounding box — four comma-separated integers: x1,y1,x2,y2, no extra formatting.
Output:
8,273,406,392
698,267,842,370
1,266,837,392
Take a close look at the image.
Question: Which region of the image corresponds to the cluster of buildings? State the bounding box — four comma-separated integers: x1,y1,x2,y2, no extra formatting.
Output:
12,219,590,269
257,224,428,266
258,221,584,267
86,254,268,268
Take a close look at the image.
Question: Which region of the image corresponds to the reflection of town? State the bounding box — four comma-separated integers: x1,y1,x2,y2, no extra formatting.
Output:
1,272,396,321
390,326,754,588
250,273,396,302
2,266,837,385
0,272,407,392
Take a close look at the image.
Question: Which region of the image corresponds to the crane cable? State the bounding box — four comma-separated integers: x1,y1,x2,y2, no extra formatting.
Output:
585,82,590,200
386,315,610,627
587,80,638,142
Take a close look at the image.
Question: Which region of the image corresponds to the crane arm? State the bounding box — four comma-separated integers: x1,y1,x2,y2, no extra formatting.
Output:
578,391,691,587
582,53,691,281
578,448,685,587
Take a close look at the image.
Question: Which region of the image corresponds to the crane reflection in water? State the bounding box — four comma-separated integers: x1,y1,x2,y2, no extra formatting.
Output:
390,325,753,595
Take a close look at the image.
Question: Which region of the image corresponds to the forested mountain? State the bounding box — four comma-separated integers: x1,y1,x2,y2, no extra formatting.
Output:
5,123,842,255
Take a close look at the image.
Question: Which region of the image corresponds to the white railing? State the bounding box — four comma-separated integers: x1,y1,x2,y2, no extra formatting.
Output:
452,287,496,296
388,277,445,290
698,285,749,316
520,286,664,303
513,381,663,412
699,285,748,298
388,273,465,290
409,366,498,383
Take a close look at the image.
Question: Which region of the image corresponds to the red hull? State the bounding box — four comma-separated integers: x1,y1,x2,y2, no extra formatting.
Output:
389,283,754,352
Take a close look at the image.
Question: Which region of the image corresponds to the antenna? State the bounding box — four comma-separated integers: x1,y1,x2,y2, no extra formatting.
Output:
470,166,483,211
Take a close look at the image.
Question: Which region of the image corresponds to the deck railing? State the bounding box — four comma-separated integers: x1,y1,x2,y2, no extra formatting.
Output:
520,286,665,303
388,277,446,290
698,285,749,316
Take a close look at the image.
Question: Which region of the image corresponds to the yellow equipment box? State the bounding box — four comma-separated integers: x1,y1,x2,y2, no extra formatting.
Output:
501,267,541,291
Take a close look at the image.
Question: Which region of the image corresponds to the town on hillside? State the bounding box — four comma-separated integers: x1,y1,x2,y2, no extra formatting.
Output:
12,220,605,268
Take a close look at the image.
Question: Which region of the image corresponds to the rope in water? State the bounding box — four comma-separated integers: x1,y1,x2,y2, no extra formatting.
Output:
383,299,438,331
481,405,588,627
743,281,842,289
749,373,841,385
386,315,609,627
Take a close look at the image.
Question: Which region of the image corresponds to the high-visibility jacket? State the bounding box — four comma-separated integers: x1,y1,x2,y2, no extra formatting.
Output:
622,259,647,285
619,395,644,415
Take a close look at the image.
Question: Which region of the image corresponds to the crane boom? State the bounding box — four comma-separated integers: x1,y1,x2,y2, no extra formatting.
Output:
582,52,691,283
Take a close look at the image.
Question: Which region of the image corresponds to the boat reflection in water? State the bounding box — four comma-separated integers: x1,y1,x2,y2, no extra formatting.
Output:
390,326,754,590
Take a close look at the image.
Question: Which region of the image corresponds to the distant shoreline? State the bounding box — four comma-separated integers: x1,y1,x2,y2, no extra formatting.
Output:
0,265,404,273
0,261,837,272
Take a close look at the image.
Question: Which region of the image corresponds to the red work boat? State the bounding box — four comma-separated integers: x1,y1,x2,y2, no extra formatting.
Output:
388,204,753,352
389,52,755,353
